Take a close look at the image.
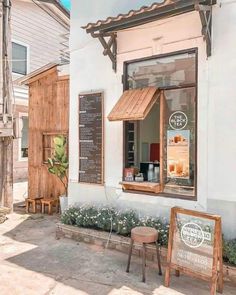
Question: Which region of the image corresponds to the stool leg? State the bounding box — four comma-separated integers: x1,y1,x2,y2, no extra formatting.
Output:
175,270,180,277
49,203,52,215
56,200,59,214
126,239,133,273
142,243,146,283
155,242,162,275
42,203,45,214
33,201,36,214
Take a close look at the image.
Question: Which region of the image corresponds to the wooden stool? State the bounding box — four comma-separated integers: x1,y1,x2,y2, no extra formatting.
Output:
26,197,43,213
126,226,162,282
41,198,59,215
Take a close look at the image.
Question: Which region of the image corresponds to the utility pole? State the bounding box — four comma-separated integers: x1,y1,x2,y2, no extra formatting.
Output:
0,0,13,210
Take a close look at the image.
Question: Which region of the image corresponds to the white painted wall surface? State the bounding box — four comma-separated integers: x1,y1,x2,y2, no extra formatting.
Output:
70,0,236,238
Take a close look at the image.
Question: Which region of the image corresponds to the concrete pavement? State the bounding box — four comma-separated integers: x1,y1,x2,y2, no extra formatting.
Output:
0,211,236,295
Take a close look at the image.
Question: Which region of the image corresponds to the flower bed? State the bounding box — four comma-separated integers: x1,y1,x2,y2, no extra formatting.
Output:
61,206,169,246
61,205,236,266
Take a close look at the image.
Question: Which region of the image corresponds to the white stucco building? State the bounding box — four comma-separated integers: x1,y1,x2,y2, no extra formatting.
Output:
69,0,236,239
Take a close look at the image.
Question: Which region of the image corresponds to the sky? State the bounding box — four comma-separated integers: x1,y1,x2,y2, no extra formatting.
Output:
60,0,71,10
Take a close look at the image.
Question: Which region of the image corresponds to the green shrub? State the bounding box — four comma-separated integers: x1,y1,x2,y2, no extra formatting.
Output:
96,207,117,231
61,205,169,245
223,239,236,265
115,210,140,236
61,207,78,225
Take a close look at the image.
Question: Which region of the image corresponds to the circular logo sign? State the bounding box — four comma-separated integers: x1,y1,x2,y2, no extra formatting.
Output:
181,222,204,248
169,111,188,130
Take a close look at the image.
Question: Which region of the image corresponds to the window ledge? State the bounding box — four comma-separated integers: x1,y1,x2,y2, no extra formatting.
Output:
18,158,28,162
120,181,161,194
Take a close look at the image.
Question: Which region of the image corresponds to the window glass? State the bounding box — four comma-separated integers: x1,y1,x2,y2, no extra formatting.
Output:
127,52,196,89
163,87,196,197
21,116,28,158
12,42,27,75
124,50,197,198
124,103,160,183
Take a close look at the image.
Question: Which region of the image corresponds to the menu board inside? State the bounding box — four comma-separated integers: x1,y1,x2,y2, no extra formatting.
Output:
78,92,103,184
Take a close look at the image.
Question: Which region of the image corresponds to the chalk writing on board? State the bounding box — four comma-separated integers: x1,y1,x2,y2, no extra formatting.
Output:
78,92,103,184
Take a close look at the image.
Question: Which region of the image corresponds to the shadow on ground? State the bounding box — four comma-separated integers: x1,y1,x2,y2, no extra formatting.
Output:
1,213,236,295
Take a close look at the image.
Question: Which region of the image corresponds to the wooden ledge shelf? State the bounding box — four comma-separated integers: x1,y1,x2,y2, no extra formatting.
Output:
120,181,161,194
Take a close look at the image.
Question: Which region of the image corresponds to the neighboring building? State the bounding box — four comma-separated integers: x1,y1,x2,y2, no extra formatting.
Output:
69,0,236,239
12,0,69,182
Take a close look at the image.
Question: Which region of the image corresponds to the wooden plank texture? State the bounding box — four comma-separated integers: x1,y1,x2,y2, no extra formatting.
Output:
28,68,69,200
108,87,159,121
120,181,161,194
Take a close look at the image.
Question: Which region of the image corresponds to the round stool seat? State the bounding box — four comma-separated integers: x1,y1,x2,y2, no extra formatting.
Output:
131,226,158,244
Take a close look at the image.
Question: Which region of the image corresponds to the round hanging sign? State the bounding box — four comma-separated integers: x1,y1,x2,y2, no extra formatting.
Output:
169,111,188,130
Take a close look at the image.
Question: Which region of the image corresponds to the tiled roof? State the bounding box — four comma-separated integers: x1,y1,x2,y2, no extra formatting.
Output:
82,0,174,31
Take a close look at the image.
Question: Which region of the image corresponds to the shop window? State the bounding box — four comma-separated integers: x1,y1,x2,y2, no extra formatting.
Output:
20,116,28,159
12,42,28,75
42,132,67,164
121,49,197,199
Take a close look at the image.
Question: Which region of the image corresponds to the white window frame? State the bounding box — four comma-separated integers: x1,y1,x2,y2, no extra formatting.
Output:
18,112,29,162
12,39,30,77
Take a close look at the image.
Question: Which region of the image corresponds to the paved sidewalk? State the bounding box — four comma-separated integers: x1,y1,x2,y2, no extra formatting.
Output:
0,212,235,295
13,181,28,204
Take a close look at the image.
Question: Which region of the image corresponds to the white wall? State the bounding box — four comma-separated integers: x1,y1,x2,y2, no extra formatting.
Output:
70,0,236,238
208,1,236,202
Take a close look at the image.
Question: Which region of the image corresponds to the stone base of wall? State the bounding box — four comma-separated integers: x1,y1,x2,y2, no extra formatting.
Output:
56,223,167,263
56,223,236,285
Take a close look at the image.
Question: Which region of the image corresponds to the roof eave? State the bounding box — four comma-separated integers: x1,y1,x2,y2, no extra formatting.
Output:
36,0,70,18
52,0,70,18
85,0,216,34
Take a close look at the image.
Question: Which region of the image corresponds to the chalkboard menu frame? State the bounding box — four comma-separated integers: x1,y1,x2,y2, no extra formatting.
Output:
78,91,104,185
165,207,223,295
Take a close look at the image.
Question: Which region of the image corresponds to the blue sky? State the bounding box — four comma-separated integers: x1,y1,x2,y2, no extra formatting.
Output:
60,0,71,10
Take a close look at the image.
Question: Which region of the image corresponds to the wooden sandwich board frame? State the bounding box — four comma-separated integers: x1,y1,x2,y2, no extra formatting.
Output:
165,207,223,295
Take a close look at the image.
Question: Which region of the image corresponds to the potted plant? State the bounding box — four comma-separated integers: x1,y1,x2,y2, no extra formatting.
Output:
47,135,69,213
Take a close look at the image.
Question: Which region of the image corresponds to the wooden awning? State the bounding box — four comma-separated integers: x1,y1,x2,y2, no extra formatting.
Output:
108,87,160,121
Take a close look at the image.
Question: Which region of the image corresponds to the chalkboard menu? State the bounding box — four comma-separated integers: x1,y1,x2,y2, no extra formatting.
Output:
78,92,103,184
165,207,223,295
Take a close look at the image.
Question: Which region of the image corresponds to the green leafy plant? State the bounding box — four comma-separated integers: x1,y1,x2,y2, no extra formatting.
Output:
223,239,236,265
47,135,69,196
61,205,169,246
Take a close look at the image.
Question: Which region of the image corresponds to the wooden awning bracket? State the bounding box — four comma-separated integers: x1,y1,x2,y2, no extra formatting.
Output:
195,1,213,57
86,1,214,69
91,32,117,72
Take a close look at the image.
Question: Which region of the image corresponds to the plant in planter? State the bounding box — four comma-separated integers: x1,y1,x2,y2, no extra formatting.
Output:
47,135,69,213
